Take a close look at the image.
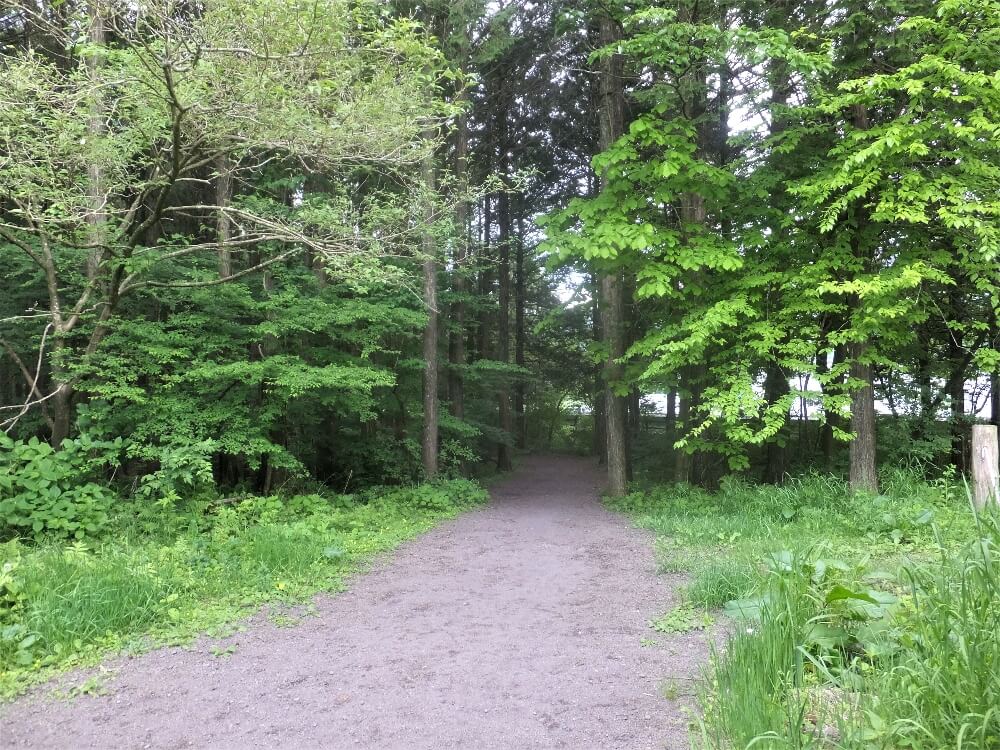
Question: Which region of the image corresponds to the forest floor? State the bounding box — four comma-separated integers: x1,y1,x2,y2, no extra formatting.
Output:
1,454,711,749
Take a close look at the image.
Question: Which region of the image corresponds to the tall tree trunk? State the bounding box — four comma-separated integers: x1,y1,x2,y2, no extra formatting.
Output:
421,138,439,479
763,361,790,484
496,185,514,471
596,12,628,496
514,215,527,449
590,273,606,463
847,104,878,493
476,196,493,362
448,53,470,421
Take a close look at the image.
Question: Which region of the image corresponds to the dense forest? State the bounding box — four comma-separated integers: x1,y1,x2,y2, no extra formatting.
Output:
1,0,999,747
2,0,997,502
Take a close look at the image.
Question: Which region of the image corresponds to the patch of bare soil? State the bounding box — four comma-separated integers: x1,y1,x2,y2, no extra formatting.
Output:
1,455,711,749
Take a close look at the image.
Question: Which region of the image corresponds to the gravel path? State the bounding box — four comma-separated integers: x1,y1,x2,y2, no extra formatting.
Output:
1,454,710,749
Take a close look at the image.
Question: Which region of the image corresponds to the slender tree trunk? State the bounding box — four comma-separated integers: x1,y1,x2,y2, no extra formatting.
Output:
476,196,493,362
448,107,469,420
590,273,606,463
448,35,470,420
596,12,628,496
514,215,527,449
421,137,439,479
496,185,514,471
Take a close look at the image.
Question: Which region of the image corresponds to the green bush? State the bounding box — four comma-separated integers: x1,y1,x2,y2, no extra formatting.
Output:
0,434,122,540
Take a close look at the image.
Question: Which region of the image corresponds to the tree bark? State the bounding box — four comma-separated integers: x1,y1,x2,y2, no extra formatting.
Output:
596,12,628,496
514,215,527,449
421,137,439,479
476,196,493,362
448,56,470,421
448,41,469,419
590,273,606,463
496,184,514,471
848,343,878,492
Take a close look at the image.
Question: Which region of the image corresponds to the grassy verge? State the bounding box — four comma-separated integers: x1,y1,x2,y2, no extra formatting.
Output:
609,469,1000,748
0,479,486,699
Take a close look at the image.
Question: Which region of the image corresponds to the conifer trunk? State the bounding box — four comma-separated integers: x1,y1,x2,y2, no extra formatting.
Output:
421,135,439,479
448,106,469,420
515,215,527,449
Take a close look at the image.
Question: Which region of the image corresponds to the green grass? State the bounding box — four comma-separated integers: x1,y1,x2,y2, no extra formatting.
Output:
609,468,999,749
0,479,486,698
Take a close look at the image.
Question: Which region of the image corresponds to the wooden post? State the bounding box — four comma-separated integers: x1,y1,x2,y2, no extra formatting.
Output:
972,425,999,509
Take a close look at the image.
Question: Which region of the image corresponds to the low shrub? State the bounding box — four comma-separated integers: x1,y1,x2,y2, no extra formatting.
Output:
0,434,122,540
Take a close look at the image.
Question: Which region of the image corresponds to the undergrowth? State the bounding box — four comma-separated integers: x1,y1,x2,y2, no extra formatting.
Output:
0,480,486,698
609,468,999,748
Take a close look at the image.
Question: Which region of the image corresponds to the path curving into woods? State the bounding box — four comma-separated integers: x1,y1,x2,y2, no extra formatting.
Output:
2,455,711,749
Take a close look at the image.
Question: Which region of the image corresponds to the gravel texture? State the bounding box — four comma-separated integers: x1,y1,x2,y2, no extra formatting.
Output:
1,454,711,749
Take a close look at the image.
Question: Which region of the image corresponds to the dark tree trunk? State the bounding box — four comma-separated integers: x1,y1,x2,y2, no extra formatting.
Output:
421,138,439,479
496,165,513,472
596,12,628,496
590,273,606,463
476,196,493,362
448,107,469,420
763,361,790,484
514,215,527,449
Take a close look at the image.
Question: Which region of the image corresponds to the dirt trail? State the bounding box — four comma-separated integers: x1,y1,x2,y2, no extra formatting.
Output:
1,455,710,749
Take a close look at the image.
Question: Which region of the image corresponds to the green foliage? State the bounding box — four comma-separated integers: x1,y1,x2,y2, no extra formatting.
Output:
0,435,121,541
133,441,218,507
649,603,713,634
611,471,996,748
